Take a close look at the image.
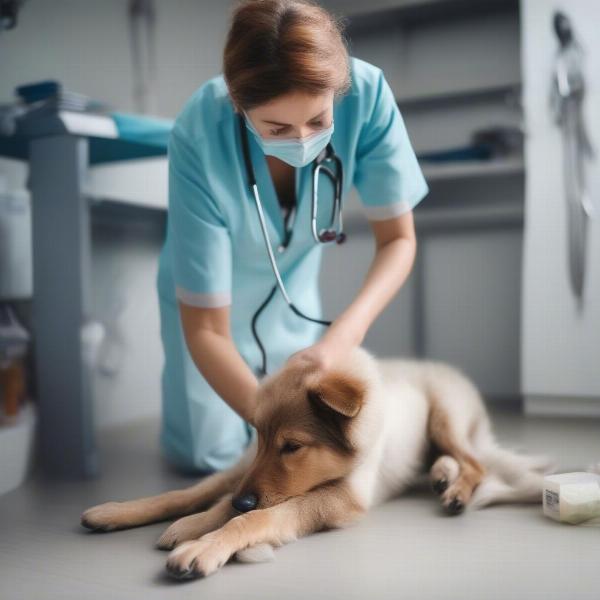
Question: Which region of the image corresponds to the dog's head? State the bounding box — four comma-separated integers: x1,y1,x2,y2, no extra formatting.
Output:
231,355,368,512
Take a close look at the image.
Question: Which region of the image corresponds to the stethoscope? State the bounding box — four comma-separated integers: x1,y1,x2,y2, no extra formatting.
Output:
237,113,346,377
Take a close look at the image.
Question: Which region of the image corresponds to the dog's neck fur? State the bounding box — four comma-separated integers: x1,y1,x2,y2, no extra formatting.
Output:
342,348,390,509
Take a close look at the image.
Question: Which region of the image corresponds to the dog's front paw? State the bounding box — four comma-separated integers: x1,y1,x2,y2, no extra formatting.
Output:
156,522,185,551
81,502,124,531
166,535,231,580
157,513,212,550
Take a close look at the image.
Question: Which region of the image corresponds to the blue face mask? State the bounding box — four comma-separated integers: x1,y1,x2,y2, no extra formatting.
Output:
244,111,334,168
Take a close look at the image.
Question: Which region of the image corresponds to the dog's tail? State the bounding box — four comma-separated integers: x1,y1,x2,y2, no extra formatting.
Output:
234,543,276,563
470,443,558,509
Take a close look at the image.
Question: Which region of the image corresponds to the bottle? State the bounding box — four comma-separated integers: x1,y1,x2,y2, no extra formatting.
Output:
0,174,32,301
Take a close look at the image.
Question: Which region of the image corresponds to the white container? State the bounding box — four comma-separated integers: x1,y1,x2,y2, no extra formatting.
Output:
543,472,600,524
0,402,36,496
0,174,33,300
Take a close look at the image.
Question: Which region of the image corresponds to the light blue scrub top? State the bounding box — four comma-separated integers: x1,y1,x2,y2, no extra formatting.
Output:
156,56,428,470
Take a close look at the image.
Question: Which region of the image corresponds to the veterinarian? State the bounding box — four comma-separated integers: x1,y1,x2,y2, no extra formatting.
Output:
156,0,429,474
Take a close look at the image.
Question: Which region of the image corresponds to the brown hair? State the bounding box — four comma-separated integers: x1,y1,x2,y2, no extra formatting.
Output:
223,0,351,110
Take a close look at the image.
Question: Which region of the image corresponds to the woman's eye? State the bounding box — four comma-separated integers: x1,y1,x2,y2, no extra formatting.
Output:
270,122,324,136
281,441,302,454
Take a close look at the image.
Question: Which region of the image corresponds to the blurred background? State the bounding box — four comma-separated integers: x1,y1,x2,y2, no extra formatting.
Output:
0,0,598,487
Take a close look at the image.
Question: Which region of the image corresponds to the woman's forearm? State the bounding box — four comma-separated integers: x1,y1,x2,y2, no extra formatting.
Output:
184,328,260,425
331,235,417,345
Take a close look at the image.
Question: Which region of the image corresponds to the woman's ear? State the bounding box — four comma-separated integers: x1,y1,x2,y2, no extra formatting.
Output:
306,370,366,418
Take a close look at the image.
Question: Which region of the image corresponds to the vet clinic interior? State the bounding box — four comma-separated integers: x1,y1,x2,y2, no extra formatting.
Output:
0,1,599,598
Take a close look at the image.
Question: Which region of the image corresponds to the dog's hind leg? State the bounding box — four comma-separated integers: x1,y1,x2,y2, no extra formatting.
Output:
469,470,545,509
467,414,555,508
430,455,460,495
427,404,486,515
81,445,255,532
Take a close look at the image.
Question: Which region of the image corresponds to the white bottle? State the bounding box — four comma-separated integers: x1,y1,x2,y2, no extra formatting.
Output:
0,174,32,300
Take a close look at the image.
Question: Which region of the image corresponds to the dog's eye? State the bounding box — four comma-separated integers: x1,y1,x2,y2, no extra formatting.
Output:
280,441,302,455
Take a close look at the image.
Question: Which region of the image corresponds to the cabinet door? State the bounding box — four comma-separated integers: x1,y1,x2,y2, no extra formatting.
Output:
521,0,600,400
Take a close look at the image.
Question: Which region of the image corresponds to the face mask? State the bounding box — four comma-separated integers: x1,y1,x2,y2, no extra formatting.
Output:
244,111,334,168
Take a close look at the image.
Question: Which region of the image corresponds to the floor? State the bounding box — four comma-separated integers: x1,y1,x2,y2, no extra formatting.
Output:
0,407,598,600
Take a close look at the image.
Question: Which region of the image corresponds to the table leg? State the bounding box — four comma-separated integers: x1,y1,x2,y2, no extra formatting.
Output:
28,135,98,478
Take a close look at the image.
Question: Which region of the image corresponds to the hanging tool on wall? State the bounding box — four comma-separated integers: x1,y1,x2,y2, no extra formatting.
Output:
128,0,158,115
550,11,596,300
0,0,25,33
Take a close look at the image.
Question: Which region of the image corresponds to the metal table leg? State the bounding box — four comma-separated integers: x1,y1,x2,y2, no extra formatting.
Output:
28,134,98,478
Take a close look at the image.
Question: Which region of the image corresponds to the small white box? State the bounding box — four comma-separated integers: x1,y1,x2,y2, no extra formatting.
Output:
543,472,600,524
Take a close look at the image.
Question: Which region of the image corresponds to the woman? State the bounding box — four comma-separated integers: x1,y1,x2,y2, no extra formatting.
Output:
156,0,429,474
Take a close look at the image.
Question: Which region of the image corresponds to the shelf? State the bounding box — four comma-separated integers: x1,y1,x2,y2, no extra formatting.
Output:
0,110,170,165
414,202,523,231
397,82,521,110
421,157,524,182
84,157,168,210
342,201,523,236
325,0,519,33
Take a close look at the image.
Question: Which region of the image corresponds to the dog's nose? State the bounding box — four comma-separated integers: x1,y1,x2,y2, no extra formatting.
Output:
232,493,258,513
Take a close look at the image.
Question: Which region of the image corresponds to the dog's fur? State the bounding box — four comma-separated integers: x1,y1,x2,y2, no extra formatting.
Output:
81,347,556,580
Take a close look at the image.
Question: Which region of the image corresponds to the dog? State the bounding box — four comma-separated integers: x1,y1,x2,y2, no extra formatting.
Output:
81,346,554,580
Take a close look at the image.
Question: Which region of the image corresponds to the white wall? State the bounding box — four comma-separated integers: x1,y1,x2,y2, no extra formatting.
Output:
0,0,232,117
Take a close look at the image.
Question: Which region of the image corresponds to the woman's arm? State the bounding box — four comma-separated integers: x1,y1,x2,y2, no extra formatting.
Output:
334,210,417,345
289,210,416,369
178,302,259,425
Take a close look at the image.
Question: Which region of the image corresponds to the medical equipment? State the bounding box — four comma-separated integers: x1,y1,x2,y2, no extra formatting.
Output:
543,472,600,525
238,113,346,377
550,11,596,300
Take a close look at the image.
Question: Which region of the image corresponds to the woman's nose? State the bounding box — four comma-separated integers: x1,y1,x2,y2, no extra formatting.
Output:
232,493,259,513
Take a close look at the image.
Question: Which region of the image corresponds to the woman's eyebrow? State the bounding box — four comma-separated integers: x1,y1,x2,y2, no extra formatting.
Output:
262,109,328,127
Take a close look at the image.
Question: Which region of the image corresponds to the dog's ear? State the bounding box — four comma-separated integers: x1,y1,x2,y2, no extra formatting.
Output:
306,371,366,418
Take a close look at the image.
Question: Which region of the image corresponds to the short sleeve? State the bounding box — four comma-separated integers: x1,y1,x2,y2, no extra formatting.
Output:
167,125,232,308
353,69,429,220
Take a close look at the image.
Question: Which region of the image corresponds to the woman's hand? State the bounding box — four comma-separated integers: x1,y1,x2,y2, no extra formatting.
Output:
286,319,363,371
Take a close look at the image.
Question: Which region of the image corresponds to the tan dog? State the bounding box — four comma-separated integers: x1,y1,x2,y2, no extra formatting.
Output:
81,347,554,580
